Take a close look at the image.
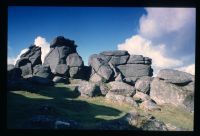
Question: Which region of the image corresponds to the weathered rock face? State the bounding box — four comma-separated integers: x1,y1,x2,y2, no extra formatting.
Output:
7,67,22,80
43,36,84,79
15,45,42,78
140,100,161,111
117,64,152,79
77,80,101,97
105,91,138,107
55,64,69,76
15,58,33,77
33,65,52,79
135,76,152,94
20,45,42,67
107,81,136,97
89,54,113,81
89,51,153,83
133,91,151,102
43,36,77,73
150,77,194,112
157,69,194,84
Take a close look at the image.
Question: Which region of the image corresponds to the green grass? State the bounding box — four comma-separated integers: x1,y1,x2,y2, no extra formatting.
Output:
7,83,193,130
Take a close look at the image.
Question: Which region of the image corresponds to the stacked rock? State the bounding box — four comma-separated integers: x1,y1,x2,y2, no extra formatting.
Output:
88,50,153,84
43,36,84,83
15,45,42,78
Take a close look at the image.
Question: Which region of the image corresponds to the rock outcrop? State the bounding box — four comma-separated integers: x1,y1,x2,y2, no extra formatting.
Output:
7,36,195,114
89,51,153,84
43,36,84,79
150,69,194,112
15,45,42,77
157,69,194,84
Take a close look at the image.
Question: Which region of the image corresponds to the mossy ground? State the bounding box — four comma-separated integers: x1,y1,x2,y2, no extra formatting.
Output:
7,83,193,130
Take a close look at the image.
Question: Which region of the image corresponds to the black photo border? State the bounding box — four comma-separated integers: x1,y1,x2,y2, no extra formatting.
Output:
0,0,199,136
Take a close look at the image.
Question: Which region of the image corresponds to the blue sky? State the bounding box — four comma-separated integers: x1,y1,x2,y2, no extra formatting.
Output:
8,7,196,75
8,7,145,63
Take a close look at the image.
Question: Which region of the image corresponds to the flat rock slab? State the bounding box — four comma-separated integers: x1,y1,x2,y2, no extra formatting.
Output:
107,81,136,97
157,69,194,84
117,64,152,77
100,50,129,56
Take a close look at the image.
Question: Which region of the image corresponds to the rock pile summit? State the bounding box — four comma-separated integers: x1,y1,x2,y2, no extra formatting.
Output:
7,36,195,114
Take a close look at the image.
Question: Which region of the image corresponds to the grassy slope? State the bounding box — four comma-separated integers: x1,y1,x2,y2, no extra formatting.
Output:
7,83,193,130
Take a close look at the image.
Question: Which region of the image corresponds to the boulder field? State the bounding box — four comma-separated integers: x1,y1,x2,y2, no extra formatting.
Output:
7,36,195,114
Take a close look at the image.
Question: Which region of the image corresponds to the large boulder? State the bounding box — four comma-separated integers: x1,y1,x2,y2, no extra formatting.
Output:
43,36,84,79
140,100,161,111
15,58,32,77
20,45,42,67
66,53,83,67
88,51,153,83
33,65,52,79
117,64,153,78
78,81,101,97
69,67,82,78
133,91,151,102
157,69,194,84
43,36,77,73
90,73,104,83
150,77,194,112
105,92,138,107
135,76,152,94
108,55,129,65
7,67,22,80
107,81,136,97
54,64,69,76
88,54,113,81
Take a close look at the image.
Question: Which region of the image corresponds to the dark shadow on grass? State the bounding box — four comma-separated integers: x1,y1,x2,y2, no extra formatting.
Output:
7,83,141,129
7,89,132,129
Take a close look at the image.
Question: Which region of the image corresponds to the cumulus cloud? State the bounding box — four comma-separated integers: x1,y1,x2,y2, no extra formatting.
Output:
7,48,29,65
34,36,50,63
8,36,50,65
139,8,195,39
176,64,195,75
7,57,16,65
118,8,195,75
118,35,183,70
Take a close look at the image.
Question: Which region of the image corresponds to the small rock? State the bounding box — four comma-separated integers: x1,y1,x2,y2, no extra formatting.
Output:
107,81,136,97
140,100,161,111
53,76,69,83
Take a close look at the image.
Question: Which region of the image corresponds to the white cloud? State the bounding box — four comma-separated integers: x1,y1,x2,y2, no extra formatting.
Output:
7,48,29,65
34,36,50,63
118,35,183,75
7,57,16,65
176,64,195,75
139,8,195,39
117,8,195,76
8,36,49,65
